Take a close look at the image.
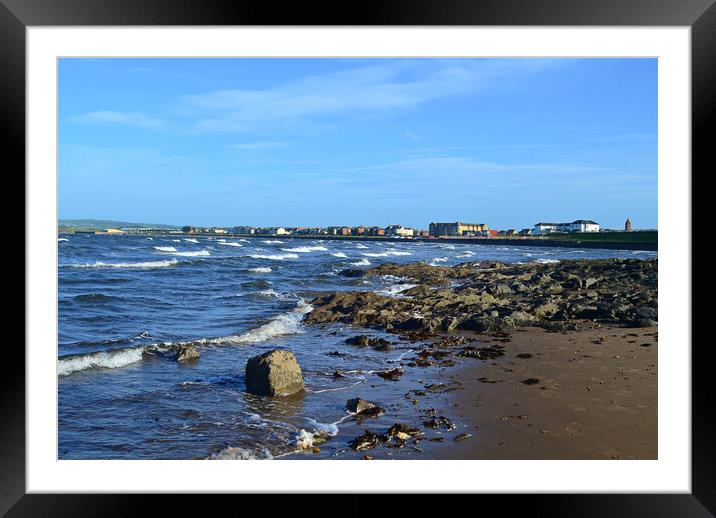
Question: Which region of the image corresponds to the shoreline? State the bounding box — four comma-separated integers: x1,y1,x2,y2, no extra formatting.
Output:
59,231,658,252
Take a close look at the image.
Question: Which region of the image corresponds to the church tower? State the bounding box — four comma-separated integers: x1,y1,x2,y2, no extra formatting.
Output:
625,218,632,232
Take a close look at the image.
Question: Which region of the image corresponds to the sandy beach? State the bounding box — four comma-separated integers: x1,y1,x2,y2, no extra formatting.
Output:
435,325,657,459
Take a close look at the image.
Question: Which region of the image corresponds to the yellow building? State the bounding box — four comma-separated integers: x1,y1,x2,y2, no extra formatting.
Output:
429,222,488,237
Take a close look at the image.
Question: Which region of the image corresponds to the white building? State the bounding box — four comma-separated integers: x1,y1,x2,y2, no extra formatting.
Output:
533,220,599,235
385,224,414,237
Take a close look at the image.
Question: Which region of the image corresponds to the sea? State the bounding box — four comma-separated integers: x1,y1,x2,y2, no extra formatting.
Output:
58,234,657,459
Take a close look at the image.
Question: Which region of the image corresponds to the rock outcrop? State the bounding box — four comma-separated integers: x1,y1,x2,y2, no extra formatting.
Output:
245,349,305,397
306,259,657,334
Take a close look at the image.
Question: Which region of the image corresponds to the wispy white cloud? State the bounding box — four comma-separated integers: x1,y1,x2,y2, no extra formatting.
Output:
185,59,560,132
71,111,165,129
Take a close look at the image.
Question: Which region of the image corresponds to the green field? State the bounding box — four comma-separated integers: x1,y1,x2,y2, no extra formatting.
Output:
552,231,658,244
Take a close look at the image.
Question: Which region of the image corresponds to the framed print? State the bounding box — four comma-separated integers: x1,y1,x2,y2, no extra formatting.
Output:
4,0,711,514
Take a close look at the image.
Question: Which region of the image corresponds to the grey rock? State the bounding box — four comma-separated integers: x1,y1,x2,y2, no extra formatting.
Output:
245,349,304,397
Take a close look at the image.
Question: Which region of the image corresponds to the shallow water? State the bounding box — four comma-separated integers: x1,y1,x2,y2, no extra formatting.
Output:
58,234,656,459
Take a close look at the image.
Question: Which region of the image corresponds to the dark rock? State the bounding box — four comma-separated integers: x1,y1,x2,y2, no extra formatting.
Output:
422,416,456,431
350,430,387,451
245,349,305,397
346,398,378,413
522,378,540,386
376,368,404,381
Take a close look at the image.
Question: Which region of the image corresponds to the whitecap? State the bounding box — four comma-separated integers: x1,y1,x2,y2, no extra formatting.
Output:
351,258,371,266
58,347,146,376
355,244,369,249
58,237,69,242
208,300,312,345
217,242,243,247
248,266,272,273
210,446,273,460
248,253,298,260
171,250,211,257
281,246,328,253
63,259,179,269
376,283,418,297
262,240,284,244
536,258,560,264
330,252,348,258
184,238,199,243
154,246,177,252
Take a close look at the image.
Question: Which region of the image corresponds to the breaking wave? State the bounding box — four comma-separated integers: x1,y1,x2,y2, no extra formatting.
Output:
351,258,371,266
170,250,211,257
361,250,412,257
281,246,328,253
217,241,243,247
154,246,177,252
330,252,348,258
248,253,298,261
208,300,313,345
63,259,179,269
58,347,147,376
262,240,284,244
248,267,272,273
58,237,69,242
210,446,274,460
184,238,199,243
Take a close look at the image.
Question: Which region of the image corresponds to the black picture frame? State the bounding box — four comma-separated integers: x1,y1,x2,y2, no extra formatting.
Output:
4,0,709,514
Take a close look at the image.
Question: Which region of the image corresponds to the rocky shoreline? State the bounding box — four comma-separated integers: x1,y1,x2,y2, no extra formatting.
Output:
299,258,658,457
306,258,658,335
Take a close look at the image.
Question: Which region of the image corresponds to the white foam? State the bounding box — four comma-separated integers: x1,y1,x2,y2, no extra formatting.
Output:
355,244,369,249
172,239,181,242
217,241,243,247
184,238,199,243
536,258,560,264
330,252,348,258
429,257,449,266
281,246,328,253
376,283,418,297
257,289,290,299
210,446,273,460
58,347,145,376
171,250,211,257
154,246,177,252
248,253,298,260
209,300,313,345
361,250,412,257
262,240,284,244
64,259,179,269
248,266,272,273
457,251,476,258
58,237,69,242
351,258,371,266
295,430,316,449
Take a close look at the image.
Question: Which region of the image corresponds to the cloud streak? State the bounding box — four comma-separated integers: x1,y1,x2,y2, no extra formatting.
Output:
186,59,559,132
71,111,165,129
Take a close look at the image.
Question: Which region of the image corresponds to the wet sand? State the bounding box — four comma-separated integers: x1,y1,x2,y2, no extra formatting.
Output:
435,325,657,459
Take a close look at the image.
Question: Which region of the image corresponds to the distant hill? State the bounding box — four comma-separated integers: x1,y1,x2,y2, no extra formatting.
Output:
59,219,180,230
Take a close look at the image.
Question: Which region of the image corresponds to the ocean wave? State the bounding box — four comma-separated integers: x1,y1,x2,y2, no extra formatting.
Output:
536,258,560,264
429,257,449,265
351,258,371,266
58,237,69,242
330,252,348,258
154,246,177,252
62,259,179,269
281,246,328,253
262,240,284,244
184,238,199,243
170,250,211,257
217,242,243,247
208,300,312,345
360,250,412,258
257,289,291,299
248,266,272,273
72,293,122,303
58,347,146,376
355,244,369,249
248,253,298,260
456,251,475,258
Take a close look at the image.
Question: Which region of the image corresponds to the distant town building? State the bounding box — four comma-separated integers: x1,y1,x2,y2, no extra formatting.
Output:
182,226,200,234
532,220,600,235
385,225,414,237
352,226,366,236
366,226,385,236
518,228,533,236
625,218,632,232
429,222,489,237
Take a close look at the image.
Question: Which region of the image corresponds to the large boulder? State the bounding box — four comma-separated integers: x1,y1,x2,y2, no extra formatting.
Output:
245,349,305,397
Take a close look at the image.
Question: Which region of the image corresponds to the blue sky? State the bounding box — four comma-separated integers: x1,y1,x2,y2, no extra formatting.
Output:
58,58,657,230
